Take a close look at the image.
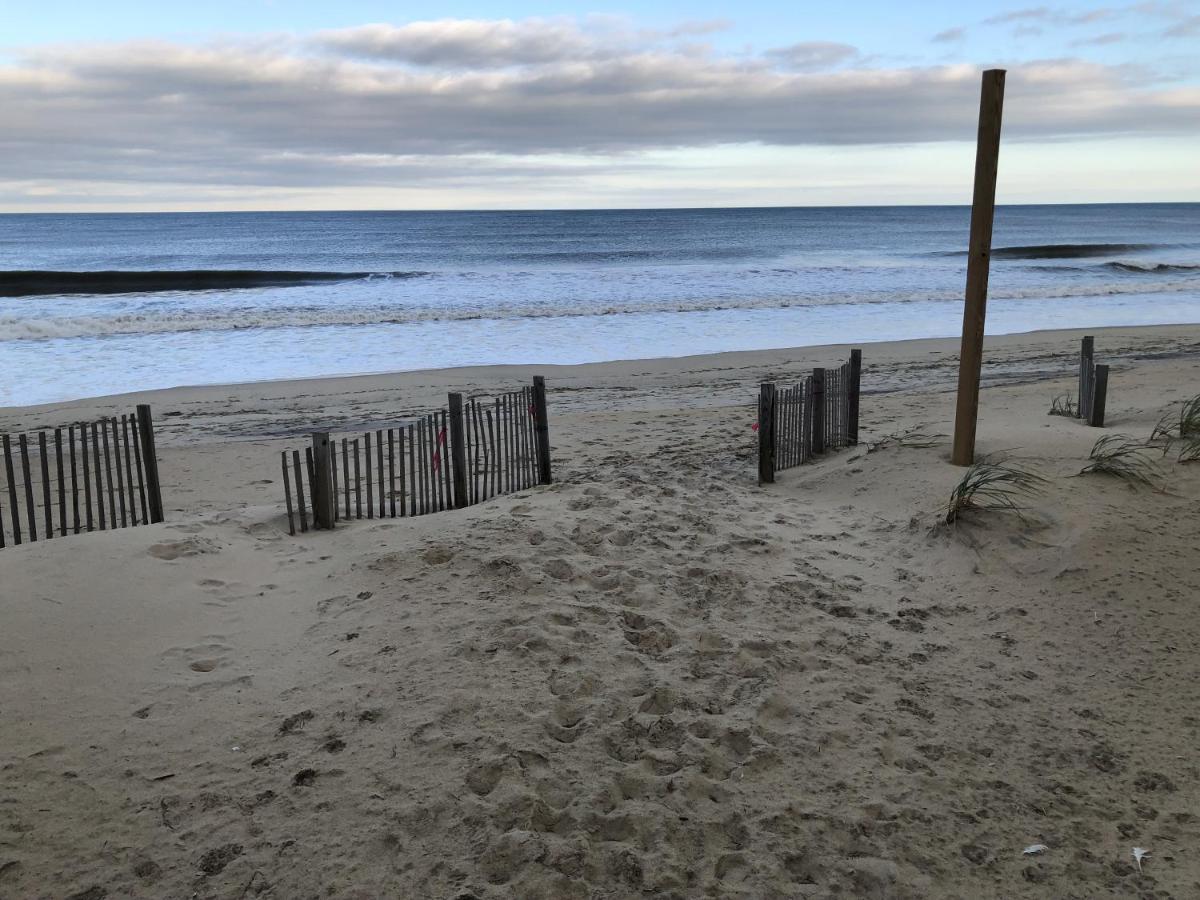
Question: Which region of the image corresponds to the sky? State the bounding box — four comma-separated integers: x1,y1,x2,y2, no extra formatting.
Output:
1,0,1198,211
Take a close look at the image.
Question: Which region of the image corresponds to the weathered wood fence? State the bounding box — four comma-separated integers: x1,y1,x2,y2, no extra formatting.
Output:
281,377,552,534
0,404,165,549
758,350,862,484
1077,336,1109,427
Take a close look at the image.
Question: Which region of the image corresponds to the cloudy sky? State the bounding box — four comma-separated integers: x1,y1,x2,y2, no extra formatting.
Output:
3,0,1198,211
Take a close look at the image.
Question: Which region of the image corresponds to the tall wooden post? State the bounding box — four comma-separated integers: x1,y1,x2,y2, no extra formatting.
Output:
1078,335,1094,418
532,376,553,485
810,368,826,455
847,348,863,445
757,383,776,484
310,432,334,529
135,404,165,523
447,393,470,508
951,69,1006,466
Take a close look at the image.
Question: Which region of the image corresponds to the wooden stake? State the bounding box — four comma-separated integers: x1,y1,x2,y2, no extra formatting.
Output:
19,434,37,542
69,425,80,534
448,393,469,509
1090,364,1109,427
80,426,93,532
40,431,53,539
109,418,127,528
55,428,66,536
292,449,308,532
120,417,137,526
951,69,1006,466
311,432,334,530
282,451,295,535
136,405,164,523
758,383,776,484
811,368,826,455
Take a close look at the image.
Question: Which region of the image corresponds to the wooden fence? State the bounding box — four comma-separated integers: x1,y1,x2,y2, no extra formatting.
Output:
1077,336,1109,427
0,404,164,549
757,350,861,484
281,377,552,534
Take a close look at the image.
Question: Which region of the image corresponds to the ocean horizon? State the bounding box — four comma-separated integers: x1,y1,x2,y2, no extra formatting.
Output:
3,202,1199,406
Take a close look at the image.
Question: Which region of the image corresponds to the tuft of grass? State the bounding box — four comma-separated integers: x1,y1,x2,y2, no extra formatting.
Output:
1150,393,1200,449
1078,435,1163,486
944,457,1047,525
867,427,948,453
1179,435,1200,464
1048,394,1077,417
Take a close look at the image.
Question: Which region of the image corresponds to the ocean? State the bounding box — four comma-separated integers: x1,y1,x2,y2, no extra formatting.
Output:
2,204,1198,406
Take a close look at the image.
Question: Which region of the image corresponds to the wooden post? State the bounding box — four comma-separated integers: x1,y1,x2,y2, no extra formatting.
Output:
69,425,80,534
3,435,24,543
19,435,37,542
310,432,334,530
120,417,137,526
532,376,552,485
1089,365,1109,427
811,368,826,455
951,69,1006,467
39,432,53,539
109,419,127,529
1078,336,1094,419
281,451,295,535
55,428,66,536
847,349,862,445
448,393,469,509
136,405,165,523
292,449,308,532
757,383,776,484
91,423,106,530
81,426,93,532
364,432,374,519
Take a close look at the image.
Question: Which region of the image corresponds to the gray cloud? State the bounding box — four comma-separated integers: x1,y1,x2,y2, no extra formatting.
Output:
984,6,1118,25
766,41,858,71
932,27,968,42
0,22,1197,196
1072,31,1129,44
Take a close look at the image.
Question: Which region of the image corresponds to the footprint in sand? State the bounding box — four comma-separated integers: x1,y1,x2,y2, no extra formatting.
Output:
148,537,217,560
189,659,219,672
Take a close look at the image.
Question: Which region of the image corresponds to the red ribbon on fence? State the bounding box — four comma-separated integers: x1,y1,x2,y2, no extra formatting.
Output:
431,426,447,473
751,422,760,431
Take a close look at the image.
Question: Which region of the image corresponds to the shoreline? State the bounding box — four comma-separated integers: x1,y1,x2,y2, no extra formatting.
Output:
5,322,1200,426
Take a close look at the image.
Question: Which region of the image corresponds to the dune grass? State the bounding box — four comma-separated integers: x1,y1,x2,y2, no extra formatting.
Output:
1047,394,1077,417
944,457,1047,525
1078,435,1163,487
1150,394,1200,450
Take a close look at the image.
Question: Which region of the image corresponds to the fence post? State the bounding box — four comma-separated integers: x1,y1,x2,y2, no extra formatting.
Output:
532,376,553,485
951,69,1006,467
757,383,776,484
135,405,165,523
310,432,335,529
847,349,862,445
448,393,470,508
1089,365,1109,427
1078,335,1094,418
811,368,826,455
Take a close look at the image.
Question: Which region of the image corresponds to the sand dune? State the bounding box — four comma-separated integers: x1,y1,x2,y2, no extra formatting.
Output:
2,325,1199,899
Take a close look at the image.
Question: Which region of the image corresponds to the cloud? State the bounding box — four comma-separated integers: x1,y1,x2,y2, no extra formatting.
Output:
0,21,1196,197
1163,14,1200,36
766,41,858,71
984,6,1118,26
1072,31,1128,44
317,18,594,67
932,27,968,42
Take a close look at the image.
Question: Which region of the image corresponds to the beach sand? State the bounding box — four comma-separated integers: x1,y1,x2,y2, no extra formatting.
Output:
2,324,1199,899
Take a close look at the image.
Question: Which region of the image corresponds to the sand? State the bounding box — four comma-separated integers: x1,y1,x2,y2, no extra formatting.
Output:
2,324,1199,899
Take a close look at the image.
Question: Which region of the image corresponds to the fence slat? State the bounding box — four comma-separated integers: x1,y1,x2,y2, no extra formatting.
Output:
81,426,93,532
39,431,53,539
19,434,38,542
758,384,776,484
364,432,374,519
4,435,23,544
331,437,340,523
129,417,147,525
55,428,67,536
282,451,295,535
292,449,308,532
408,424,417,517
135,405,164,524
352,438,362,519
311,433,334,530
397,427,406,517
376,429,385,518
108,418,127,529
342,438,351,520
388,429,396,518
120,417,137,526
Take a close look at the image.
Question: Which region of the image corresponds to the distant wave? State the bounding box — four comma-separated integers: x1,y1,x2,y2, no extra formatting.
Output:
1105,261,1200,273
5,278,1198,342
0,269,430,297
934,243,1159,260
